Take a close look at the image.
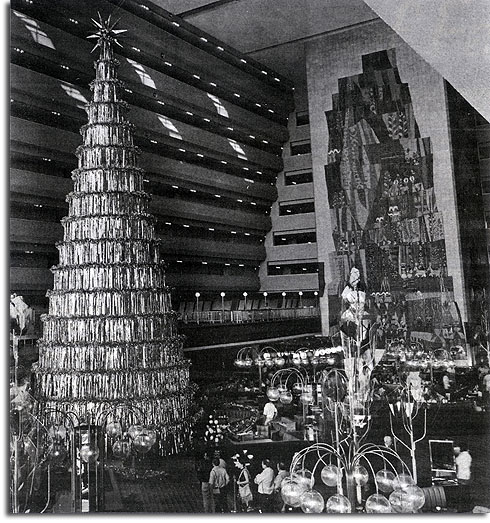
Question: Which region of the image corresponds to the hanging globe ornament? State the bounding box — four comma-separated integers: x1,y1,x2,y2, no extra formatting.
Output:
265,359,275,368
300,489,325,513
281,478,308,507
389,489,412,513
300,391,313,405
112,439,132,459
105,421,123,438
353,464,369,486
375,469,395,493
133,431,154,454
326,493,352,513
80,444,99,464
254,357,265,367
291,468,314,489
365,493,392,513
127,424,144,440
404,485,425,511
274,356,286,367
321,465,340,487
266,387,280,401
243,356,253,368
279,390,293,404
393,472,415,491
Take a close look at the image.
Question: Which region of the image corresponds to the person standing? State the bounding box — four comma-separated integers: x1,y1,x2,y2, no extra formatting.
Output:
273,462,288,512
236,458,253,512
209,457,230,513
254,459,275,513
195,450,214,513
454,445,472,485
454,445,472,512
263,400,278,426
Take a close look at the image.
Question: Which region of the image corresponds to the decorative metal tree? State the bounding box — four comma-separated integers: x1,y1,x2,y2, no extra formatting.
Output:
280,267,427,513
32,15,193,456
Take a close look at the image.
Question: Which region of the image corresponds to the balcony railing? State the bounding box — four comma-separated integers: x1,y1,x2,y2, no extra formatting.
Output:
179,306,321,324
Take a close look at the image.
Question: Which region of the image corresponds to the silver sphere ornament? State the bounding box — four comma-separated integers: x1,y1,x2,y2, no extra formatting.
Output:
389,489,415,513
320,464,340,487
375,469,395,493
292,468,314,489
299,391,313,405
279,391,293,404
105,421,123,438
393,472,415,491
300,489,325,513
112,439,131,459
80,444,99,464
281,478,308,507
326,493,352,513
404,485,425,511
366,493,392,513
266,387,280,401
133,432,154,454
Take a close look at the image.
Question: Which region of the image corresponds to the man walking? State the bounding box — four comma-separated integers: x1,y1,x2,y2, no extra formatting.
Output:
195,450,214,513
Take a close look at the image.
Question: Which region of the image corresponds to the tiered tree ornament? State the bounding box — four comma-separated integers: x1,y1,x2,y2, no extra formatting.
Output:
32,14,193,456
280,267,426,513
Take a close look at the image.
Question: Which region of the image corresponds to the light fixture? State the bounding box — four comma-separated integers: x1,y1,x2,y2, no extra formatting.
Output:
193,74,200,79
243,292,248,297
197,153,204,158
179,148,186,152
172,185,179,189
60,64,70,70
183,224,190,228
177,260,183,263
238,264,244,267
201,261,207,264
195,292,200,297
220,160,227,164
165,222,172,225
203,118,211,122
225,263,230,266
233,93,240,98
164,61,172,67
209,82,217,87
190,189,197,193
131,47,141,52
220,292,226,297
186,111,193,116
208,228,215,231
263,292,268,297
282,292,286,297
299,291,303,296
172,21,180,27
314,291,318,296
217,46,224,51
244,233,250,236
240,59,247,64
200,37,208,42
150,139,157,144
214,194,221,198
231,231,237,234
158,101,165,105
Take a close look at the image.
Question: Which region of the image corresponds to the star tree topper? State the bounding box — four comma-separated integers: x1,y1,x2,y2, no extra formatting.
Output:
87,12,127,53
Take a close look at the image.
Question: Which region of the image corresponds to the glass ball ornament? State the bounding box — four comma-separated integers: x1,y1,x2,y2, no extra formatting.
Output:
279,391,293,404
112,439,131,459
389,489,410,513
300,489,325,513
274,356,286,367
133,432,154,454
266,387,280,401
353,465,369,486
366,493,391,513
375,469,395,493
105,421,123,438
291,468,314,489
265,359,274,368
292,356,302,366
326,356,336,366
243,357,253,368
80,444,99,464
50,444,67,465
320,464,339,487
404,485,425,511
281,478,308,507
326,493,351,513
262,352,271,360
128,424,144,440
234,359,244,368
393,473,415,491
254,357,265,367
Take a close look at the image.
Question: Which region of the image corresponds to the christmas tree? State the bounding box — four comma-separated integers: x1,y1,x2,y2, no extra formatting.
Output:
32,15,192,455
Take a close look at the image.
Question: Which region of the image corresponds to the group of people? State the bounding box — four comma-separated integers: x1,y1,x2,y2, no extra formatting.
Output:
195,450,289,513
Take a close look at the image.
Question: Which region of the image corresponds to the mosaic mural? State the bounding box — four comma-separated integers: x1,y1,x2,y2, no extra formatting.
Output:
325,49,457,339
